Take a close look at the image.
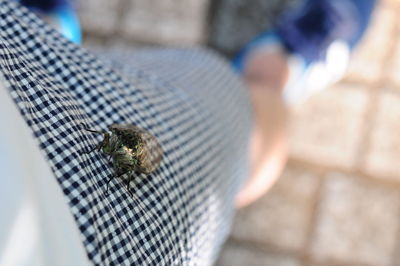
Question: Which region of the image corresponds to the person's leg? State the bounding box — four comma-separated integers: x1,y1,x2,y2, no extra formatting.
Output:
235,0,377,207
235,47,289,208
233,0,378,104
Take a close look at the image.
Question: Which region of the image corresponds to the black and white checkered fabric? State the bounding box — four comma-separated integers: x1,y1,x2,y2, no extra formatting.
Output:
0,0,252,265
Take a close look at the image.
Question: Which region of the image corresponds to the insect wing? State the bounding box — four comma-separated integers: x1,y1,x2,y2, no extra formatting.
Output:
109,124,163,174
136,129,163,174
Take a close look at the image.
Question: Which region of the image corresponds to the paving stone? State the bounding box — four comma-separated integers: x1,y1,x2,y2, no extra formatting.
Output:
81,36,108,50
382,0,400,7
389,36,400,87
102,37,150,50
121,0,208,45
364,91,400,180
306,263,353,266
216,243,300,266
289,84,368,169
230,165,319,251
345,4,396,83
76,0,123,35
307,264,344,266
311,173,400,266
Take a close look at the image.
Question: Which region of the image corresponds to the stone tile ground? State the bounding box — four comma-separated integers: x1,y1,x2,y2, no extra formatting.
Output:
76,0,400,265
216,243,300,266
345,4,397,84
311,173,400,266
230,165,319,252
289,84,369,169
365,91,400,180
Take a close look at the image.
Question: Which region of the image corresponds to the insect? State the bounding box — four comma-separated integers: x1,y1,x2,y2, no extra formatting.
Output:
83,124,183,263
84,124,163,194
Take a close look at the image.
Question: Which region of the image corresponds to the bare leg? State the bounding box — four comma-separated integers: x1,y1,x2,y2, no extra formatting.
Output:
236,47,289,208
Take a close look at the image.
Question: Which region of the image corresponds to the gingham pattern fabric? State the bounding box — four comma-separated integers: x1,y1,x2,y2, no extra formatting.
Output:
0,1,252,265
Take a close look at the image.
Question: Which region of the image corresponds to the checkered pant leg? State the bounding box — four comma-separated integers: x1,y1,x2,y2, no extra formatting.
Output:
0,1,252,265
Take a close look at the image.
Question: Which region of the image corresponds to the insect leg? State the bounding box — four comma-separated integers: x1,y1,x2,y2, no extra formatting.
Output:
83,143,100,154
84,127,107,135
83,139,106,154
106,176,113,195
125,178,133,197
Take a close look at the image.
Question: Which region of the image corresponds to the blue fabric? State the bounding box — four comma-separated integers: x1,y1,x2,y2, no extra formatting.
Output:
233,0,377,70
19,0,67,12
17,0,81,43
54,6,81,43
276,0,377,63
232,31,280,72
348,0,377,47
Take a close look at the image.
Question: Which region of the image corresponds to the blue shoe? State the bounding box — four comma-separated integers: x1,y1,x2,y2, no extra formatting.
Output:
17,0,81,44
233,0,376,104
